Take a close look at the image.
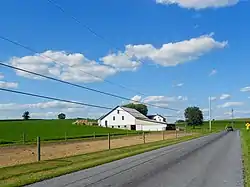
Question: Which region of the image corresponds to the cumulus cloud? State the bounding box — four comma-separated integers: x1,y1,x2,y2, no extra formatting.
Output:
217,102,244,108
100,52,141,71
143,95,188,107
240,86,250,92
220,94,231,100
125,34,227,67
0,81,18,89
209,69,217,76
131,95,142,103
9,51,117,83
155,0,239,9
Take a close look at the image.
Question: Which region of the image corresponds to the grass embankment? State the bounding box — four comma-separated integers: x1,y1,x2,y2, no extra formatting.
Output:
0,120,135,145
241,129,250,187
0,133,207,187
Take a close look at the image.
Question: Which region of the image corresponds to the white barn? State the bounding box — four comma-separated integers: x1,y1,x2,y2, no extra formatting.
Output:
98,106,167,131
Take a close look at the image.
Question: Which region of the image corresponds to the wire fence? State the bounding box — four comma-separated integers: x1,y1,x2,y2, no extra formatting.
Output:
0,130,198,168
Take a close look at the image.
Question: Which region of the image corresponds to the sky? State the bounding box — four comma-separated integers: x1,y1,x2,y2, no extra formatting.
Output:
0,0,250,122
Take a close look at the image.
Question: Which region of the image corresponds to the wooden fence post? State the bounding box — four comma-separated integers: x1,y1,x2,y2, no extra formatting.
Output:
162,131,165,140
22,132,26,144
108,133,110,150
176,130,178,139
93,132,96,139
143,132,145,144
37,137,41,161
64,132,67,141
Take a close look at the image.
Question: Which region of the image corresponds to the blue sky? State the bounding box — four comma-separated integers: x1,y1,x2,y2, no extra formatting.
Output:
0,0,250,121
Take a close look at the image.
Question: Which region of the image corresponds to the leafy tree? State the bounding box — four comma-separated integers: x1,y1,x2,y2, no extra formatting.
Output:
58,113,66,120
184,107,203,128
122,103,148,116
22,111,30,120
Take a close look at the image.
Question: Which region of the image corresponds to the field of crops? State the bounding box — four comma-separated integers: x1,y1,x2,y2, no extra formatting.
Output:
0,119,133,144
177,119,247,131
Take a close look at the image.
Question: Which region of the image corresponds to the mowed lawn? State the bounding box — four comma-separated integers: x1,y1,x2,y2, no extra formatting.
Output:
0,120,130,144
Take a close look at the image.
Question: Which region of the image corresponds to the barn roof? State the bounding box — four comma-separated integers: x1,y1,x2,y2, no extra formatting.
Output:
98,106,148,120
120,106,148,119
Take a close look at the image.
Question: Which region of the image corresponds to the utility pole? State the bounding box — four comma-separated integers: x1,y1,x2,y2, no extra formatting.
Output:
231,108,234,127
209,97,212,132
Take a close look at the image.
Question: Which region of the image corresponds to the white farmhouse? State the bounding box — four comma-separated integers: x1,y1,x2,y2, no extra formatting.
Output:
147,114,166,123
98,106,167,131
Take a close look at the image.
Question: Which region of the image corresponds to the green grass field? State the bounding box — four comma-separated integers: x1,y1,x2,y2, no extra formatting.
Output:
0,119,133,144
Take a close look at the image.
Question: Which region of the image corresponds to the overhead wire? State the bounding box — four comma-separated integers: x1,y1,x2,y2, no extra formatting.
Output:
0,36,180,112
0,88,112,110
46,0,149,95
0,88,172,117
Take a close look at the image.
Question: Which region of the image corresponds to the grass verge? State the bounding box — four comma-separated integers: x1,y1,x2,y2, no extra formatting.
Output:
241,129,250,187
0,133,207,187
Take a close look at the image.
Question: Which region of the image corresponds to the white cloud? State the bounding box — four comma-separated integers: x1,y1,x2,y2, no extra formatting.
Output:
0,101,84,111
0,73,4,80
0,81,18,89
174,83,184,87
240,86,250,92
131,95,142,103
100,52,141,71
202,108,209,113
217,102,244,108
125,34,227,67
9,51,117,83
210,96,217,101
156,0,239,9
143,95,188,107
209,69,217,76
220,94,231,100
30,112,58,118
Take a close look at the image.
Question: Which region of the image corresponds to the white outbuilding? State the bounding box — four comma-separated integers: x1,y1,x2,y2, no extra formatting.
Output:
98,106,167,131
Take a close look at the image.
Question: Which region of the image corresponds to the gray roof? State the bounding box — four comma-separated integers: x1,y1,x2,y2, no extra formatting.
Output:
120,106,148,119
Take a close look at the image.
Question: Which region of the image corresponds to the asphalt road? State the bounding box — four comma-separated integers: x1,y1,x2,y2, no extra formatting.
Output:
28,131,243,187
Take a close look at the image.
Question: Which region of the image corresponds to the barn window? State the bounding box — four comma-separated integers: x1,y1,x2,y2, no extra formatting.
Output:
113,116,115,121
117,110,120,114
122,116,124,120
112,126,114,128
124,125,127,128
118,125,120,128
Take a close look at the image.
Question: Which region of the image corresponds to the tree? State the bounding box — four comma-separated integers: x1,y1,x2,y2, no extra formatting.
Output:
184,107,203,128
122,103,148,116
22,111,30,120
58,113,66,120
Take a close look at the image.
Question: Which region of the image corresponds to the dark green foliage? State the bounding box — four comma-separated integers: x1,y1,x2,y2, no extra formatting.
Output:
122,103,148,116
184,107,203,128
22,111,30,120
58,113,66,120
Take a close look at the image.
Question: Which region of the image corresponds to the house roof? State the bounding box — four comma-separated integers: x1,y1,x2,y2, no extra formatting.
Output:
147,114,166,120
136,117,168,125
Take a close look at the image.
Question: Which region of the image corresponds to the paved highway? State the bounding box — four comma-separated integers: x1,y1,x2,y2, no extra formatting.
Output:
28,131,243,187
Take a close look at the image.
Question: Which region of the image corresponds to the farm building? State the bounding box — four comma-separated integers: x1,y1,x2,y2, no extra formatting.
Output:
98,106,167,131
147,114,166,122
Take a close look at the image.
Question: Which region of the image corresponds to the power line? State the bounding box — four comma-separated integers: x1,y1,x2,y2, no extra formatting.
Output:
0,35,145,96
47,0,149,95
0,88,112,110
0,60,179,111
0,88,174,117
